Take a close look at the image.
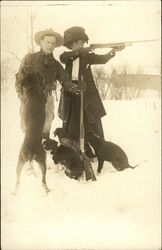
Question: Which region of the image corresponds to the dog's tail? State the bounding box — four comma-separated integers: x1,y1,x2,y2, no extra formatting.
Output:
129,159,148,169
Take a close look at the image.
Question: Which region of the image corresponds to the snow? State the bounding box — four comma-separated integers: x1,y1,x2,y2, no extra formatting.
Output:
1,85,161,250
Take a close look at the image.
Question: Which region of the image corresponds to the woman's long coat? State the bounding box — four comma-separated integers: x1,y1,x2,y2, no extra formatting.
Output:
58,50,115,141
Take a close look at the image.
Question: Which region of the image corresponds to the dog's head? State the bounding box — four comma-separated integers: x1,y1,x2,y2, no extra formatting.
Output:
65,168,83,180
85,131,99,145
54,128,68,140
65,160,84,180
43,138,58,151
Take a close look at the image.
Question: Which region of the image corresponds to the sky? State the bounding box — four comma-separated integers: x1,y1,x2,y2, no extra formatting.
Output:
1,0,161,74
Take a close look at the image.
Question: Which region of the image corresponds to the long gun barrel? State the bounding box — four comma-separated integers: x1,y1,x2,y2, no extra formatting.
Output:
87,39,158,50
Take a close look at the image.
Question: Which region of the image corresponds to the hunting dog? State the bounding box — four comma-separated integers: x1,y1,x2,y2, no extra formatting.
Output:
85,131,139,173
54,127,96,159
43,137,84,180
13,86,49,194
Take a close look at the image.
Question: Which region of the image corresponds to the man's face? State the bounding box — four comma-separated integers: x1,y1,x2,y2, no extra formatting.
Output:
40,36,57,54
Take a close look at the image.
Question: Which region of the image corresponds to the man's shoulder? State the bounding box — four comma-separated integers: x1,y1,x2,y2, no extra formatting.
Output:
28,51,42,58
22,51,38,60
26,50,43,57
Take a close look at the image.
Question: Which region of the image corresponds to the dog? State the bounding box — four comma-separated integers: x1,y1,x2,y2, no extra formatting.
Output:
43,138,84,180
85,131,139,173
13,86,49,195
54,127,96,159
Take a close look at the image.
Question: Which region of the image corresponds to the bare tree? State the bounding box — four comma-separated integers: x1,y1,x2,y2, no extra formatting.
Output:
110,65,144,100
27,6,37,53
2,6,37,61
1,6,38,95
93,66,112,100
1,58,14,94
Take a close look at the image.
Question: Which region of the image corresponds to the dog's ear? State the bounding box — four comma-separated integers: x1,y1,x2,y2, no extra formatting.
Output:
54,128,58,137
52,155,59,164
54,127,63,137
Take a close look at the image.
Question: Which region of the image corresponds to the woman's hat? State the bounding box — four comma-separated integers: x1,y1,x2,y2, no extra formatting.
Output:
63,26,89,49
34,29,63,47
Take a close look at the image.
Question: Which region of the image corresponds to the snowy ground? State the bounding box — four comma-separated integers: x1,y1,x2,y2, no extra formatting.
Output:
1,86,161,250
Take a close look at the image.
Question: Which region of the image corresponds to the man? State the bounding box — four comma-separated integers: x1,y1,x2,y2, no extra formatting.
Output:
14,28,86,192
16,29,63,138
16,28,86,137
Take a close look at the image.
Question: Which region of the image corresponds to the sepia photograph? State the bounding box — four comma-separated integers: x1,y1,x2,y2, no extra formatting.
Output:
1,1,161,249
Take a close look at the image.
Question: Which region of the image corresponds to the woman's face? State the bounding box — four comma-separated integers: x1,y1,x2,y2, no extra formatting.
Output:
72,40,85,50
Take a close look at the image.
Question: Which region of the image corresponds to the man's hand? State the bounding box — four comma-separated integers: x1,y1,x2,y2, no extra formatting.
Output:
18,87,28,101
19,95,27,101
44,84,55,97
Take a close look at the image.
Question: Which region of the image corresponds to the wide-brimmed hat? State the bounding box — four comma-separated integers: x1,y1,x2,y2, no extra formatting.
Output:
63,26,89,49
34,28,63,47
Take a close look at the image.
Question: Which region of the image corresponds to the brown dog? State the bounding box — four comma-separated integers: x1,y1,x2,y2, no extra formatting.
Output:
13,86,49,195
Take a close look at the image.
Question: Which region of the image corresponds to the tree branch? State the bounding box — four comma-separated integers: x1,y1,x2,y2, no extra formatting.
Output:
2,49,21,62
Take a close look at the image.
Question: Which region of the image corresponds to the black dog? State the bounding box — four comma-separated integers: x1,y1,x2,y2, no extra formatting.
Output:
54,127,96,159
43,138,84,180
13,86,49,194
85,131,138,173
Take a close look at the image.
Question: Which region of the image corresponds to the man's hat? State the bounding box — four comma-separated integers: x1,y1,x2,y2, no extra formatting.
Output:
34,28,63,47
63,26,89,49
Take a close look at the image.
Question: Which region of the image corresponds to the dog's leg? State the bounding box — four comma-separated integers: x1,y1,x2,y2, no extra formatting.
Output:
40,163,50,193
26,160,37,177
97,158,104,174
12,151,25,195
35,146,50,193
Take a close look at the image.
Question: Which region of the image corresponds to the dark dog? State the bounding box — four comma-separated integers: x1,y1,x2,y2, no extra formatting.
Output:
54,127,96,159
43,138,60,164
85,131,139,173
54,127,69,141
43,138,84,180
13,86,49,194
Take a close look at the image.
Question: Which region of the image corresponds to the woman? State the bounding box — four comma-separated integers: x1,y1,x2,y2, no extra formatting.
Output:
58,26,124,143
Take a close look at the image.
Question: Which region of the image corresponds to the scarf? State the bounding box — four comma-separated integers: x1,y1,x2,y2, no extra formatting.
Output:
72,57,79,81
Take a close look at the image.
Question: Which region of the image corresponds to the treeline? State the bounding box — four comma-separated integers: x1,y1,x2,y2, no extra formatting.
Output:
93,67,161,100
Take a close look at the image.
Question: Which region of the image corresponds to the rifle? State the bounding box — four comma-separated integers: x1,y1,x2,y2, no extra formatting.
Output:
86,39,158,50
80,75,96,181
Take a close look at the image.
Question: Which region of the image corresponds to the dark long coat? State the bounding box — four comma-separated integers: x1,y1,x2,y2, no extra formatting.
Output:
58,50,115,141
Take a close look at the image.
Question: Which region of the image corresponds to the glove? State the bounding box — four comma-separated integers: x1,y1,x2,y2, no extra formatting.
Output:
71,81,87,94
77,80,87,91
